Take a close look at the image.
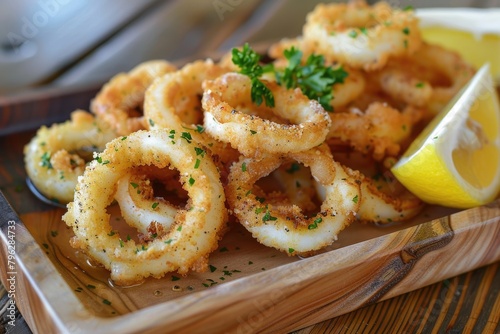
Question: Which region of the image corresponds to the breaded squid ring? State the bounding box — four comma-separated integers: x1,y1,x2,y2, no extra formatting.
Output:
303,0,422,71
354,169,424,224
226,144,360,256
144,60,240,181
410,43,476,116
327,102,424,160
91,60,177,136
144,59,228,130
62,129,227,286
114,168,180,236
202,72,331,157
24,110,117,204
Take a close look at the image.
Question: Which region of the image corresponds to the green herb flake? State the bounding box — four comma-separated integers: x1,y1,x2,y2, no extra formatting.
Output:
241,162,247,172
130,182,139,189
149,119,155,127
194,147,205,157
209,265,217,273
250,130,257,135
177,225,183,232
181,132,192,143
152,202,159,209
195,125,205,133
288,248,295,254
402,27,410,35
194,159,201,169
348,30,358,38
87,284,96,289
119,239,124,248
360,27,368,35
188,176,195,186
416,82,425,88
286,163,300,174
165,238,174,244
352,195,359,204
262,210,277,222
103,299,112,305
50,230,58,237
40,152,53,169
121,136,127,140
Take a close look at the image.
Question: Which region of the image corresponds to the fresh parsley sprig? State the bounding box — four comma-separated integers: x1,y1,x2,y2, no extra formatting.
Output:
276,47,348,112
231,44,348,111
232,43,275,107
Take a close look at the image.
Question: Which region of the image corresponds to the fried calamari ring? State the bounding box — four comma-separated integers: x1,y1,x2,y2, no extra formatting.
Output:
410,43,476,116
144,59,239,180
271,162,318,214
327,102,424,160
144,59,228,130
91,60,177,136
62,129,227,285
202,72,331,157
114,167,182,236
226,144,360,256
376,65,433,108
303,0,422,70
354,169,424,224
24,110,117,204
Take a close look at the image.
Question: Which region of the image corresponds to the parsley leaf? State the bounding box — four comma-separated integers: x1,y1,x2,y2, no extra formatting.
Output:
232,43,275,107
276,47,348,111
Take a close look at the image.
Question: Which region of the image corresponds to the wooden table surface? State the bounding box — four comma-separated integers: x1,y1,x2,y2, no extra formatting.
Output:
1,1,500,333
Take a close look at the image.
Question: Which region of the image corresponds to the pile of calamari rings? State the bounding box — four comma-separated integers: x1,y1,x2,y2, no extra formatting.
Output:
23,1,476,285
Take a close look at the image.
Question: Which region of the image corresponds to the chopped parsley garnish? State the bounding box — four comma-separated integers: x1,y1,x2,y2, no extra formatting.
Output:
241,162,247,172
95,155,110,165
262,210,277,222
152,202,159,209
40,152,53,169
194,158,201,169
194,147,206,157
188,176,195,186
181,131,192,143
308,217,323,230
352,195,359,204
286,162,300,174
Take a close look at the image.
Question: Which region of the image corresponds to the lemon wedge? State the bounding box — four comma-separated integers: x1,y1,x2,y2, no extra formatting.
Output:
417,8,500,83
391,64,500,209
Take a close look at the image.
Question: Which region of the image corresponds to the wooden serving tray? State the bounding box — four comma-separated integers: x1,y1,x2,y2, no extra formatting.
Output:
1,128,500,333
